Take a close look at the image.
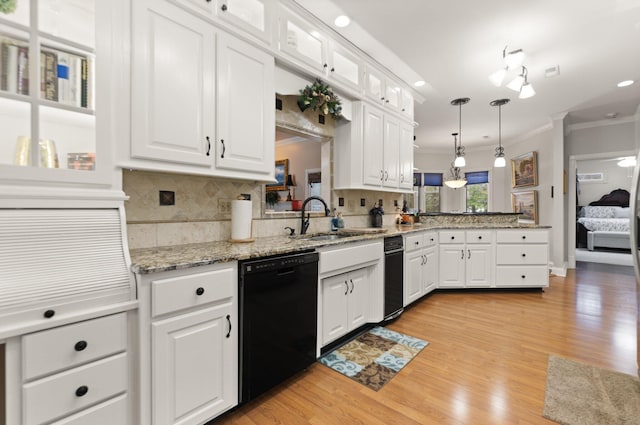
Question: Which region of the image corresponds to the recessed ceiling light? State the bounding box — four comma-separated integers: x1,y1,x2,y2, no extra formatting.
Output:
617,80,634,87
334,15,350,27
414,80,426,87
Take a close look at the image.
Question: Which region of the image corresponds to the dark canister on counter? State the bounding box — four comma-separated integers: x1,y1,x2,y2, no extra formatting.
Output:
369,204,384,227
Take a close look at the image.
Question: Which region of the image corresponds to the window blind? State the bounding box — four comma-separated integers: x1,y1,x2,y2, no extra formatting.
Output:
423,173,443,186
465,171,489,185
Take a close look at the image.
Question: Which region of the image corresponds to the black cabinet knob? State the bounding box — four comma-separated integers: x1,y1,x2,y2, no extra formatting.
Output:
196,287,205,296
74,341,88,352
478,236,482,240
522,253,526,257
221,3,227,11
415,241,419,245
521,275,526,279
43,309,55,319
451,236,455,240
522,235,526,239
430,238,434,242
75,386,89,397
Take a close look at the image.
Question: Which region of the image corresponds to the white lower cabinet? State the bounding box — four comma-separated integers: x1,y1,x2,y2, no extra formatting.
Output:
136,262,238,425
19,313,130,425
495,229,549,287
438,230,493,288
404,231,437,306
322,267,368,345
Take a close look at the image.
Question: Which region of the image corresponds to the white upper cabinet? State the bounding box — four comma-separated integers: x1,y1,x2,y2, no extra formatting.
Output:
384,79,402,112
362,104,385,186
326,40,363,93
382,114,400,189
217,0,274,44
400,88,414,119
399,122,414,190
216,32,274,175
0,0,115,189
277,4,327,74
131,0,215,166
364,63,385,104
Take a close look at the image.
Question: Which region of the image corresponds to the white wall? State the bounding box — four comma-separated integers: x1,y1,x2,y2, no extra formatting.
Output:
577,158,633,206
566,119,636,156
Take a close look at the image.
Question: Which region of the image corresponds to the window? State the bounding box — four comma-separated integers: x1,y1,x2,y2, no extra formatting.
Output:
465,171,489,213
422,173,442,213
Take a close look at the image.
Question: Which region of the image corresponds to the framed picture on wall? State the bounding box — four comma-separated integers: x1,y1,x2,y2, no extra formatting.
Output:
511,190,538,224
511,151,538,188
266,159,289,191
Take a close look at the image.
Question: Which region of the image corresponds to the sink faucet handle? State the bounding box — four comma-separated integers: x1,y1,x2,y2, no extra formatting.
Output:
284,226,295,236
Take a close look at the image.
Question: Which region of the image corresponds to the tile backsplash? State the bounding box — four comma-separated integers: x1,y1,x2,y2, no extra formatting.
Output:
124,169,404,249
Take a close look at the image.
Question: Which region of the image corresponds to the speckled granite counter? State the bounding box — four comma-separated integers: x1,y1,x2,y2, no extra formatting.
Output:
130,220,550,274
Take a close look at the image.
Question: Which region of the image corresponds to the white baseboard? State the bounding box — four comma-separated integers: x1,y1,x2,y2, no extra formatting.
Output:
550,262,567,277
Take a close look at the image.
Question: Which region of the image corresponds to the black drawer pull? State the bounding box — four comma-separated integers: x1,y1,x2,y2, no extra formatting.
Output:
415,241,419,245
478,236,482,240
522,253,526,257
74,341,88,352
451,236,455,240
221,3,227,11
196,287,205,296
75,386,88,397
226,315,232,338
205,136,211,156
521,275,526,279
522,235,526,239
43,309,55,319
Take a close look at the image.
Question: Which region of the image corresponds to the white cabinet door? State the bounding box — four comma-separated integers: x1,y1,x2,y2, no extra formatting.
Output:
384,79,402,112
216,33,274,176
423,246,438,294
327,41,363,92
277,5,327,73
398,122,414,190
132,0,215,166
347,268,368,331
364,64,385,104
404,249,423,306
400,88,414,119
383,115,400,188
217,0,274,43
439,244,465,288
466,244,492,288
362,104,385,187
152,303,237,425
322,273,349,345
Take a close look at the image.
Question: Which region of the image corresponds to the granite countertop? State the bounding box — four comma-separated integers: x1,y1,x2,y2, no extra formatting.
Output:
130,223,550,274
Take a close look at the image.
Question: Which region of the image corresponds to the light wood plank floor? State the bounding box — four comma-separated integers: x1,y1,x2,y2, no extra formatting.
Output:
214,262,638,424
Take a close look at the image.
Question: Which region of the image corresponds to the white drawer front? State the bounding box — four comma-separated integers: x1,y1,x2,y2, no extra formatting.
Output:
51,394,127,425
23,353,127,425
439,230,465,244
23,313,127,380
496,245,548,265
465,230,492,244
496,266,549,287
405,233,424,252
496,230,548,243
424,232,437,247
152,266,235,317
319,241,382,275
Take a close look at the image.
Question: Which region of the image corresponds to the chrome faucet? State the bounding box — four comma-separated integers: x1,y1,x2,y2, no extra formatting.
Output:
300,196,331,235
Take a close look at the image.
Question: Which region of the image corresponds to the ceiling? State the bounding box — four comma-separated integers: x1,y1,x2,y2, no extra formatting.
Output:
294,0,640,152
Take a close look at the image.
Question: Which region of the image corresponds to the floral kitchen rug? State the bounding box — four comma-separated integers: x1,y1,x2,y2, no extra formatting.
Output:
319,326,429,391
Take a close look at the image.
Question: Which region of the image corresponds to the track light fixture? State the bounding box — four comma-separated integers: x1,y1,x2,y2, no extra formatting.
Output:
490,98,510,168
488,46,526,87
507,66,536,99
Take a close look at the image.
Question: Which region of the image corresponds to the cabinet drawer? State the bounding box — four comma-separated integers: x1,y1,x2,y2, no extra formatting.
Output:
496,266,548,287
405,233,424,252
51,394,127,425
424,232,437,247
23,313,127,380
152,266,235,317
23,353,127,425
496,245,548,265
439,230,465,244
496,230,548,243
319,241,382,275
466,230,492,244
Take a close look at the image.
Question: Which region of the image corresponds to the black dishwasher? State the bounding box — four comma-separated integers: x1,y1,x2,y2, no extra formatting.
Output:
238,250,319,404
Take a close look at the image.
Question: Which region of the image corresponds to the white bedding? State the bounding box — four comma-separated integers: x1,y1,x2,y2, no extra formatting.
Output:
577,217,630,232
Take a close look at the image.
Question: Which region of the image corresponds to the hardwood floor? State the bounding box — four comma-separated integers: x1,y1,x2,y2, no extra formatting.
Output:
214,262,638,424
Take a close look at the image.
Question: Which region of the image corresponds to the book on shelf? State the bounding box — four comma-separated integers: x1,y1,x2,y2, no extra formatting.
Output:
67,152,96,171
40,47,91,109
17,45,28,95
41,50,58,101
1,38,29,95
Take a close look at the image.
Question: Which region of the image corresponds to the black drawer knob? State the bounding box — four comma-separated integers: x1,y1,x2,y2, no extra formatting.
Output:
43,309,55,319
74,341,88,352
75,386,89,397
415,241,419,245
478,236,482,240
521,275,526,279
221,3,227,11
522,253,526,257
430,238,434,242
196,287,205,296
522,235,526,239
451,236,455,240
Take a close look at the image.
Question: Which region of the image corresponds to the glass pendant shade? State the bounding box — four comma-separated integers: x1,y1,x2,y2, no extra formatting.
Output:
490,98,510,169
454,156,466,167
444,178,467,189
494,156,506,167
519,82,536,99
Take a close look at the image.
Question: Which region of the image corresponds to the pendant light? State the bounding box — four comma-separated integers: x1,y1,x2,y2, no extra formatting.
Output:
490,98,510,168
451,97,470,168
444,132,467,189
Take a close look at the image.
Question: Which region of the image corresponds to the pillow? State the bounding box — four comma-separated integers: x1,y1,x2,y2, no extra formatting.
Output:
583,206,615,218
612,207,630,218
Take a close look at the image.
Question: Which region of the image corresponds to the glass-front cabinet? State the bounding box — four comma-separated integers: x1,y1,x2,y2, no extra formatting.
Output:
0,0,112,188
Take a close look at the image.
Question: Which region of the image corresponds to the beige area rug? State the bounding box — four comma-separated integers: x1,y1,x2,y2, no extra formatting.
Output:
543,355,640,425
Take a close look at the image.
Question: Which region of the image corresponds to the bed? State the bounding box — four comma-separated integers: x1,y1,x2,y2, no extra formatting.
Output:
576,189,636,251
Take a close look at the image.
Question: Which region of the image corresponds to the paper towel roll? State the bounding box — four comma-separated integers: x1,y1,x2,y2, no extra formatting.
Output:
231,199,253,241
